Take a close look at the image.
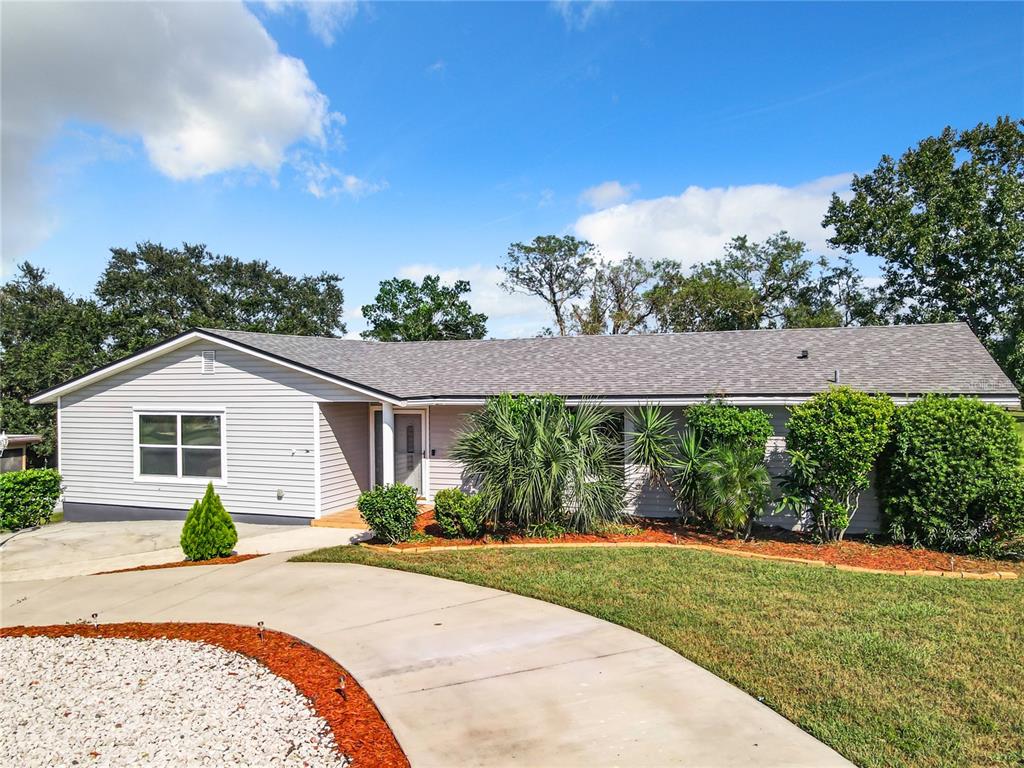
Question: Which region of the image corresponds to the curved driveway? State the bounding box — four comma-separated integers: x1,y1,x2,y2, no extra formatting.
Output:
1,552,852,767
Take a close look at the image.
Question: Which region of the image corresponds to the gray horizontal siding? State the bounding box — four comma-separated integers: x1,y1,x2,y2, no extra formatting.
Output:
428,406,478,494
59,339,370,520
319,402,370,514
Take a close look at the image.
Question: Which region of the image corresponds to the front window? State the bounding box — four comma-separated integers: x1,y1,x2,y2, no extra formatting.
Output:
137,412,224,480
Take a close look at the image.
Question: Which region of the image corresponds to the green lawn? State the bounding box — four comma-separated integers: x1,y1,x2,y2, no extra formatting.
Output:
294,545,1024,768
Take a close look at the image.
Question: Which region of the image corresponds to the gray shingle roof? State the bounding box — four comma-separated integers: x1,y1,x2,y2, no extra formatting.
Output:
202,323,1019,401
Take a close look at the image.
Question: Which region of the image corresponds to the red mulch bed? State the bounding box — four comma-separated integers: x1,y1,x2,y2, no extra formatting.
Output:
392,511,1022,575
0,622,410,768
96,553,264,575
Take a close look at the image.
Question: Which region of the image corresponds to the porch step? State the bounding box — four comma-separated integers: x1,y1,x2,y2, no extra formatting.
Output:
311,502,434,530
311,508,367,529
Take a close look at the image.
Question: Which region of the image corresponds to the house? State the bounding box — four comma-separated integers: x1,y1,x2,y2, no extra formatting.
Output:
30,323,1019,532
0,434,43,473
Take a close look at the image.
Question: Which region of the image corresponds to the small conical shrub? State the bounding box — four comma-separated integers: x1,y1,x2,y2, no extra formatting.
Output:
180,483,238,561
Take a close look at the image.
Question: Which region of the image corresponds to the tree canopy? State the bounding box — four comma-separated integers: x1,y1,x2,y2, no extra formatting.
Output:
0,264,110,459
646,233,877,333
499,235,597,336
360,274,487,341
97,242,346,356
824,116,1024,387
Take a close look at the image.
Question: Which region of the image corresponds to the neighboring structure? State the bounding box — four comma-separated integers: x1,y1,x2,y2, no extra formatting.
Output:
0,434,43,473
30,323,1020,530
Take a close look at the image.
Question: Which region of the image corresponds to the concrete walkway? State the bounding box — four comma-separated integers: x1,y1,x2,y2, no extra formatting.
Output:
0,521,368,582
1,554,852,767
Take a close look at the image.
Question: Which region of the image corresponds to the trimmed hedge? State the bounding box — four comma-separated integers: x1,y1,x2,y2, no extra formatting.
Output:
783,387,895,542
433,488,484,538
686,401,773,452
0,468,62,531
882,395,1024,552
358,483,419,543
180,483,238,561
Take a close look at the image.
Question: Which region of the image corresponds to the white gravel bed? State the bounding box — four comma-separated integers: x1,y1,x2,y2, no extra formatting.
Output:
0,635,349,767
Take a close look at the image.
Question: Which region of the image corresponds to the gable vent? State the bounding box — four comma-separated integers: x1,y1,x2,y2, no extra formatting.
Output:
201,350,216,374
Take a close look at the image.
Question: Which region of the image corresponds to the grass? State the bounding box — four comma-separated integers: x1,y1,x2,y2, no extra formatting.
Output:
294,545,1024,768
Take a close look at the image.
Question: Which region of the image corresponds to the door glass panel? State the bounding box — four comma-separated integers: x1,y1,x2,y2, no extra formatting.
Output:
139,414,177,445
182,415,221,446
393,414,422,495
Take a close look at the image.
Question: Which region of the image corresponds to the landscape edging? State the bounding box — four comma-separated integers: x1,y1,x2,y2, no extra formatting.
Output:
360,541,1018,580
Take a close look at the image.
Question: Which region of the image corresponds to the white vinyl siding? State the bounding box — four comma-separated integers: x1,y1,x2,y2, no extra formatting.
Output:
427,406,478,493
319,402,370,514
59,340,370,520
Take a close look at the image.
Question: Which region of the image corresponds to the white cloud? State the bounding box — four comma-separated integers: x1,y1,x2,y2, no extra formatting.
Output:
397,264,553,338
426,59,447,75
578,180,638,210
574,173,853,266
551,0,611,30
295,156,387,199
1,2,344,266
263,1,359,47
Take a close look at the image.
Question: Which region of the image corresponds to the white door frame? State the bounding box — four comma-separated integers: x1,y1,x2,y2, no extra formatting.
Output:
369,406,430,498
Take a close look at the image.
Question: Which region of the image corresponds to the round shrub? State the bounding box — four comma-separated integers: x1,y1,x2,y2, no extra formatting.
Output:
358,483,419,544
783,387,895,541
882,396,1024,551
180,482,238,561
686,401,773,452
0,468,62,530
433,488,484,538
968,470,1024,558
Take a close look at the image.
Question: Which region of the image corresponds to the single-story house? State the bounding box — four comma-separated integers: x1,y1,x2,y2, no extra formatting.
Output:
30,322,1019,532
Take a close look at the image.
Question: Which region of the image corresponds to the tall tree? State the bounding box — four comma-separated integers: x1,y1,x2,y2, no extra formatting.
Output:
647,232,864,333
95,242,346,355
824,117,1024,388
500,235,597,336
571,255,655,335
361,274,488,341
0,264,109,462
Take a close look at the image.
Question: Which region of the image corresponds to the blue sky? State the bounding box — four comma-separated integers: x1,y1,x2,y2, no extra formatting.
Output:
3,1,1021,337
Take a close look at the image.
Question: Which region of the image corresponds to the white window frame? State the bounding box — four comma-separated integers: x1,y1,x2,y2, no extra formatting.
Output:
133,407,228,484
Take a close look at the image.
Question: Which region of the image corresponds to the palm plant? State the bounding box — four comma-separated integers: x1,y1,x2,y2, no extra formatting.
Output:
698,444,771,539
452,394,625,533
628,404,772,536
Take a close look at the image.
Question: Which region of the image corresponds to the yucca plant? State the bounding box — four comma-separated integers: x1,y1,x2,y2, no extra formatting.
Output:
452,394,625,533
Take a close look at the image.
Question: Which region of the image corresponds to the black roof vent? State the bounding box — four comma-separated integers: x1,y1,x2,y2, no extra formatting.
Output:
797,349,809,359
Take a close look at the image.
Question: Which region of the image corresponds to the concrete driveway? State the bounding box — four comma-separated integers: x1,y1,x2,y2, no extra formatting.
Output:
1,553,853,767
0,520,368,582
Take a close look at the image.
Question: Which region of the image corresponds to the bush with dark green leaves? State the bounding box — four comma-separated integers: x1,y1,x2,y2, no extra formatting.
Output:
358,483,419,544
0,468,62,531
781,387,895,542
180,483,238,560
433,488,484,538
686,401,773,452
882,396,1024,552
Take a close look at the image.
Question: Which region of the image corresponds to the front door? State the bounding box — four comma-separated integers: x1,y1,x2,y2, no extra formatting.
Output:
393,413,423,495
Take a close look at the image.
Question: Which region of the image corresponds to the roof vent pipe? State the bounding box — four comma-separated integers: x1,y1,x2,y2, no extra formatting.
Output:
834,368,841,384
797,349,809,359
